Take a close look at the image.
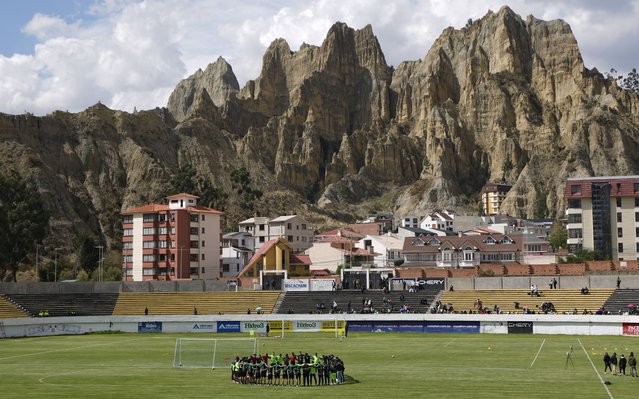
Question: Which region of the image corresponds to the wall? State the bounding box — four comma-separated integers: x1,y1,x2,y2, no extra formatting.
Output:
2,313,636,339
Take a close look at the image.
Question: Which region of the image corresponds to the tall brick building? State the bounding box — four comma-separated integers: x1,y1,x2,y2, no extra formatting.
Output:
121,193,223,281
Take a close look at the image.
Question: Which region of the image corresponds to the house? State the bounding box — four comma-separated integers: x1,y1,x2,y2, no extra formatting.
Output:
397,226,447,240
221,232,255,277
238,215,313,253
237,237,311,279
400,215,422,229
419,210,455,232
402,233,534,268
121,193,223,281
307,235,356,273
355,233,404,267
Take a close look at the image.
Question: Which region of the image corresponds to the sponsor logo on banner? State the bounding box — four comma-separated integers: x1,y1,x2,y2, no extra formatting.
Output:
138,322,162,333
424,279,445,290
294,321,321,332
241,321,267,333
217,321,241,333
507,321,533,334
424,321,480,333
192,324,214,330
310,279,334,291
623,323,639,336
283,279,310,291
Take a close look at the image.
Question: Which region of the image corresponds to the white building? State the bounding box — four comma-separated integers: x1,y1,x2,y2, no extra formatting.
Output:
221,232,255,277
355,233,404,267
239,215,313,253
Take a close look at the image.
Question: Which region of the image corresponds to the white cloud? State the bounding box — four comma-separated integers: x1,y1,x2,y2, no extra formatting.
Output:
1,0,638,115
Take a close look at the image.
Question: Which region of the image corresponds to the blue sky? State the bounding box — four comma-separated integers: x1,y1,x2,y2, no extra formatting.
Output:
1,0,638,115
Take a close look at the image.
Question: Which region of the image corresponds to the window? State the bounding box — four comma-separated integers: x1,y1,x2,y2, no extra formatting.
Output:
527,244,542,252
464,251,473,261
171,241,176,248
259,224,265,231
201,253,205,260
571,185,581,194
201,240,205,247
159,227,167,235
259,237,265,243
122,215,133,224
287,223,292,229
442,251,451,262
143,227,156,235
222,264,230,273
143,241,156,248
170,254,175,261
568,214,582,223
201,267,205,274
618,243,624,253
123,242,132,249
143,213,156,222
190,227,198,235
568,199,582,208
618,227,623,238
190,215,199,222
636,212,639,222
201,227,205,234
618,212,623,223
190,241,198,248
170,227,175,235
634,183,639,193
202,215,205,221
143,254,156,262
636,227,639,237
158,214,166,222
617,197,622,208
142,268,156,276
122,255,132,263
636,242,639,252
635,197,639,207
302,237,307,242
568,228,583,238
159,254,166,261
123,229,133,236
189,254,198,262
287,235,293,242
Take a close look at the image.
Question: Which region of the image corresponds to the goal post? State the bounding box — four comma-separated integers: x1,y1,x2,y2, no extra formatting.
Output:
173,337,257,369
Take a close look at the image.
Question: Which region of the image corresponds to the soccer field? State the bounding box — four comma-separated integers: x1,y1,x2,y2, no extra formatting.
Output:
0,332,636,398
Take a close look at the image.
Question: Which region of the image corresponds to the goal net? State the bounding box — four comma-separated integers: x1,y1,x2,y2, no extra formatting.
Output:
172,338,257,369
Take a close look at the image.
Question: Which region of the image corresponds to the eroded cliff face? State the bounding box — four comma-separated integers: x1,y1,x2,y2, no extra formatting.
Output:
1,6,638,248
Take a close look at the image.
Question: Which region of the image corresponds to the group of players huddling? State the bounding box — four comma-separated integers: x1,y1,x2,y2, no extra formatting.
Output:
231,352,345,386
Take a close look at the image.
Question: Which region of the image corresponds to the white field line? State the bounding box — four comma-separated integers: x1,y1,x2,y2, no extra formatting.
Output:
529,338,546,369
578,338,614,399
443,339,456,347
0,337,143,361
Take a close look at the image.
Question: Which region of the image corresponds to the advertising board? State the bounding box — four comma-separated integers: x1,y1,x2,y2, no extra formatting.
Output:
310,279,334,291
241,321,267,333
216,321,241,333
138,322,162,333
282,279,310,291
623,323,639,336
507,321,533,334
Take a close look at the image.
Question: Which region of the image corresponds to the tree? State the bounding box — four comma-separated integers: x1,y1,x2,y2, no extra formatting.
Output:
76,234,99,275
562,248,603,263
165,163,228,210
606,67,639,93
0,175,49,281
533,190,547,219
230,167,262,213
547,223,567,250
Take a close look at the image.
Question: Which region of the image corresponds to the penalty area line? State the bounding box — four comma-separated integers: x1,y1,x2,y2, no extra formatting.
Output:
578,338,613,399
529,338,546,369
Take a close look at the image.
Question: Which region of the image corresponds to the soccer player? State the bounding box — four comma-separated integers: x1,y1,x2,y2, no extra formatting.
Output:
293,360,302,386
273,360,281,385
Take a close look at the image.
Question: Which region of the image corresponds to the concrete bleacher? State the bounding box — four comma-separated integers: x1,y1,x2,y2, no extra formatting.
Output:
112,291,281,315
5,293,119,317
276,289,440,314
439,288,615,314
603,289,639,314
0,295,30,318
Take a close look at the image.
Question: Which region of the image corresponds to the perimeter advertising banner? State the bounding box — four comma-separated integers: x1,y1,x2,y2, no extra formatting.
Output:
282,279,310,291
346,321,479,333
293,321,321,332
310,279,335,291
240,321,267,333
623,323,639,336
138,322,162,333
507,321,533,334
423,278,446,290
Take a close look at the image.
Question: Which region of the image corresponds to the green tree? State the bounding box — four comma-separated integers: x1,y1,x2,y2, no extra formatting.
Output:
621,68,639,93
562,248,603,263
533,190,547,219
76,234,99,275
230,167,262,213
165,163,228,210
0,175,49,281
547,223,567,250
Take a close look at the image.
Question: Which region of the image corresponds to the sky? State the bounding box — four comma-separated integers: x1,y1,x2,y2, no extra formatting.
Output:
1,0,638,116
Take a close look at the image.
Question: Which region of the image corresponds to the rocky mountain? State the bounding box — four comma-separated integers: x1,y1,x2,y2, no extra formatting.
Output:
1,6,638,251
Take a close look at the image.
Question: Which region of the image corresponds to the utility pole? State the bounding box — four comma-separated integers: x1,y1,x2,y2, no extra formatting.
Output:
54,247,62,282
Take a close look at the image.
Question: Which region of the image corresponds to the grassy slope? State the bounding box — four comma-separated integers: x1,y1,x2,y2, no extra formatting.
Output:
0,332,636,398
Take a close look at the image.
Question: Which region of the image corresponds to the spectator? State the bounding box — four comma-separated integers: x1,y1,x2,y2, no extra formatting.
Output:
611,353,618,375
553,278,558,289
619,354,627,376
617,276,621,289
549,279,553,289
629,352,637,377
193,307,197,315
449,285,454,291
604,352,612,374
144,307,148,315
581,287,590,295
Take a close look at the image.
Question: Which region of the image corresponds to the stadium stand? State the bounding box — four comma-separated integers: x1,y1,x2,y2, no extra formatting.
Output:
5,293,119,317
602,289,639,314
438,289,615,314
276,289,440,314
0,295,30,318
112,291,281,315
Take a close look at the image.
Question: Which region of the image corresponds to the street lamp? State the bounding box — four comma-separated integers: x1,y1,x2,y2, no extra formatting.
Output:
54,247,62,282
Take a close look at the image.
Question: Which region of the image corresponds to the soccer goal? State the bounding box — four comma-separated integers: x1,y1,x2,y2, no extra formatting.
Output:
172,337,257,369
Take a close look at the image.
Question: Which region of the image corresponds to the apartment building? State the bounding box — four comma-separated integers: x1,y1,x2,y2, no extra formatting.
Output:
481,182,512,215
121,193,223,281
565,176,639,260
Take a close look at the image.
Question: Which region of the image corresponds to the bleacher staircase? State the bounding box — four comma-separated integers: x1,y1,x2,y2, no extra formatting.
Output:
0,295,30,318
5,293,119,317
602,289,639,314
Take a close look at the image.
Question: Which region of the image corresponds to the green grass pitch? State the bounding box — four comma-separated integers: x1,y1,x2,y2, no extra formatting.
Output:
0,332,637,398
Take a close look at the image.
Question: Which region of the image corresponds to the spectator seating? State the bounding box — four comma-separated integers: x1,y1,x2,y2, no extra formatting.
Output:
112,291,281,315
5,293,119,317
0,295,30,318
276,289,440,314
603,289,639,314
439,288,614,314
